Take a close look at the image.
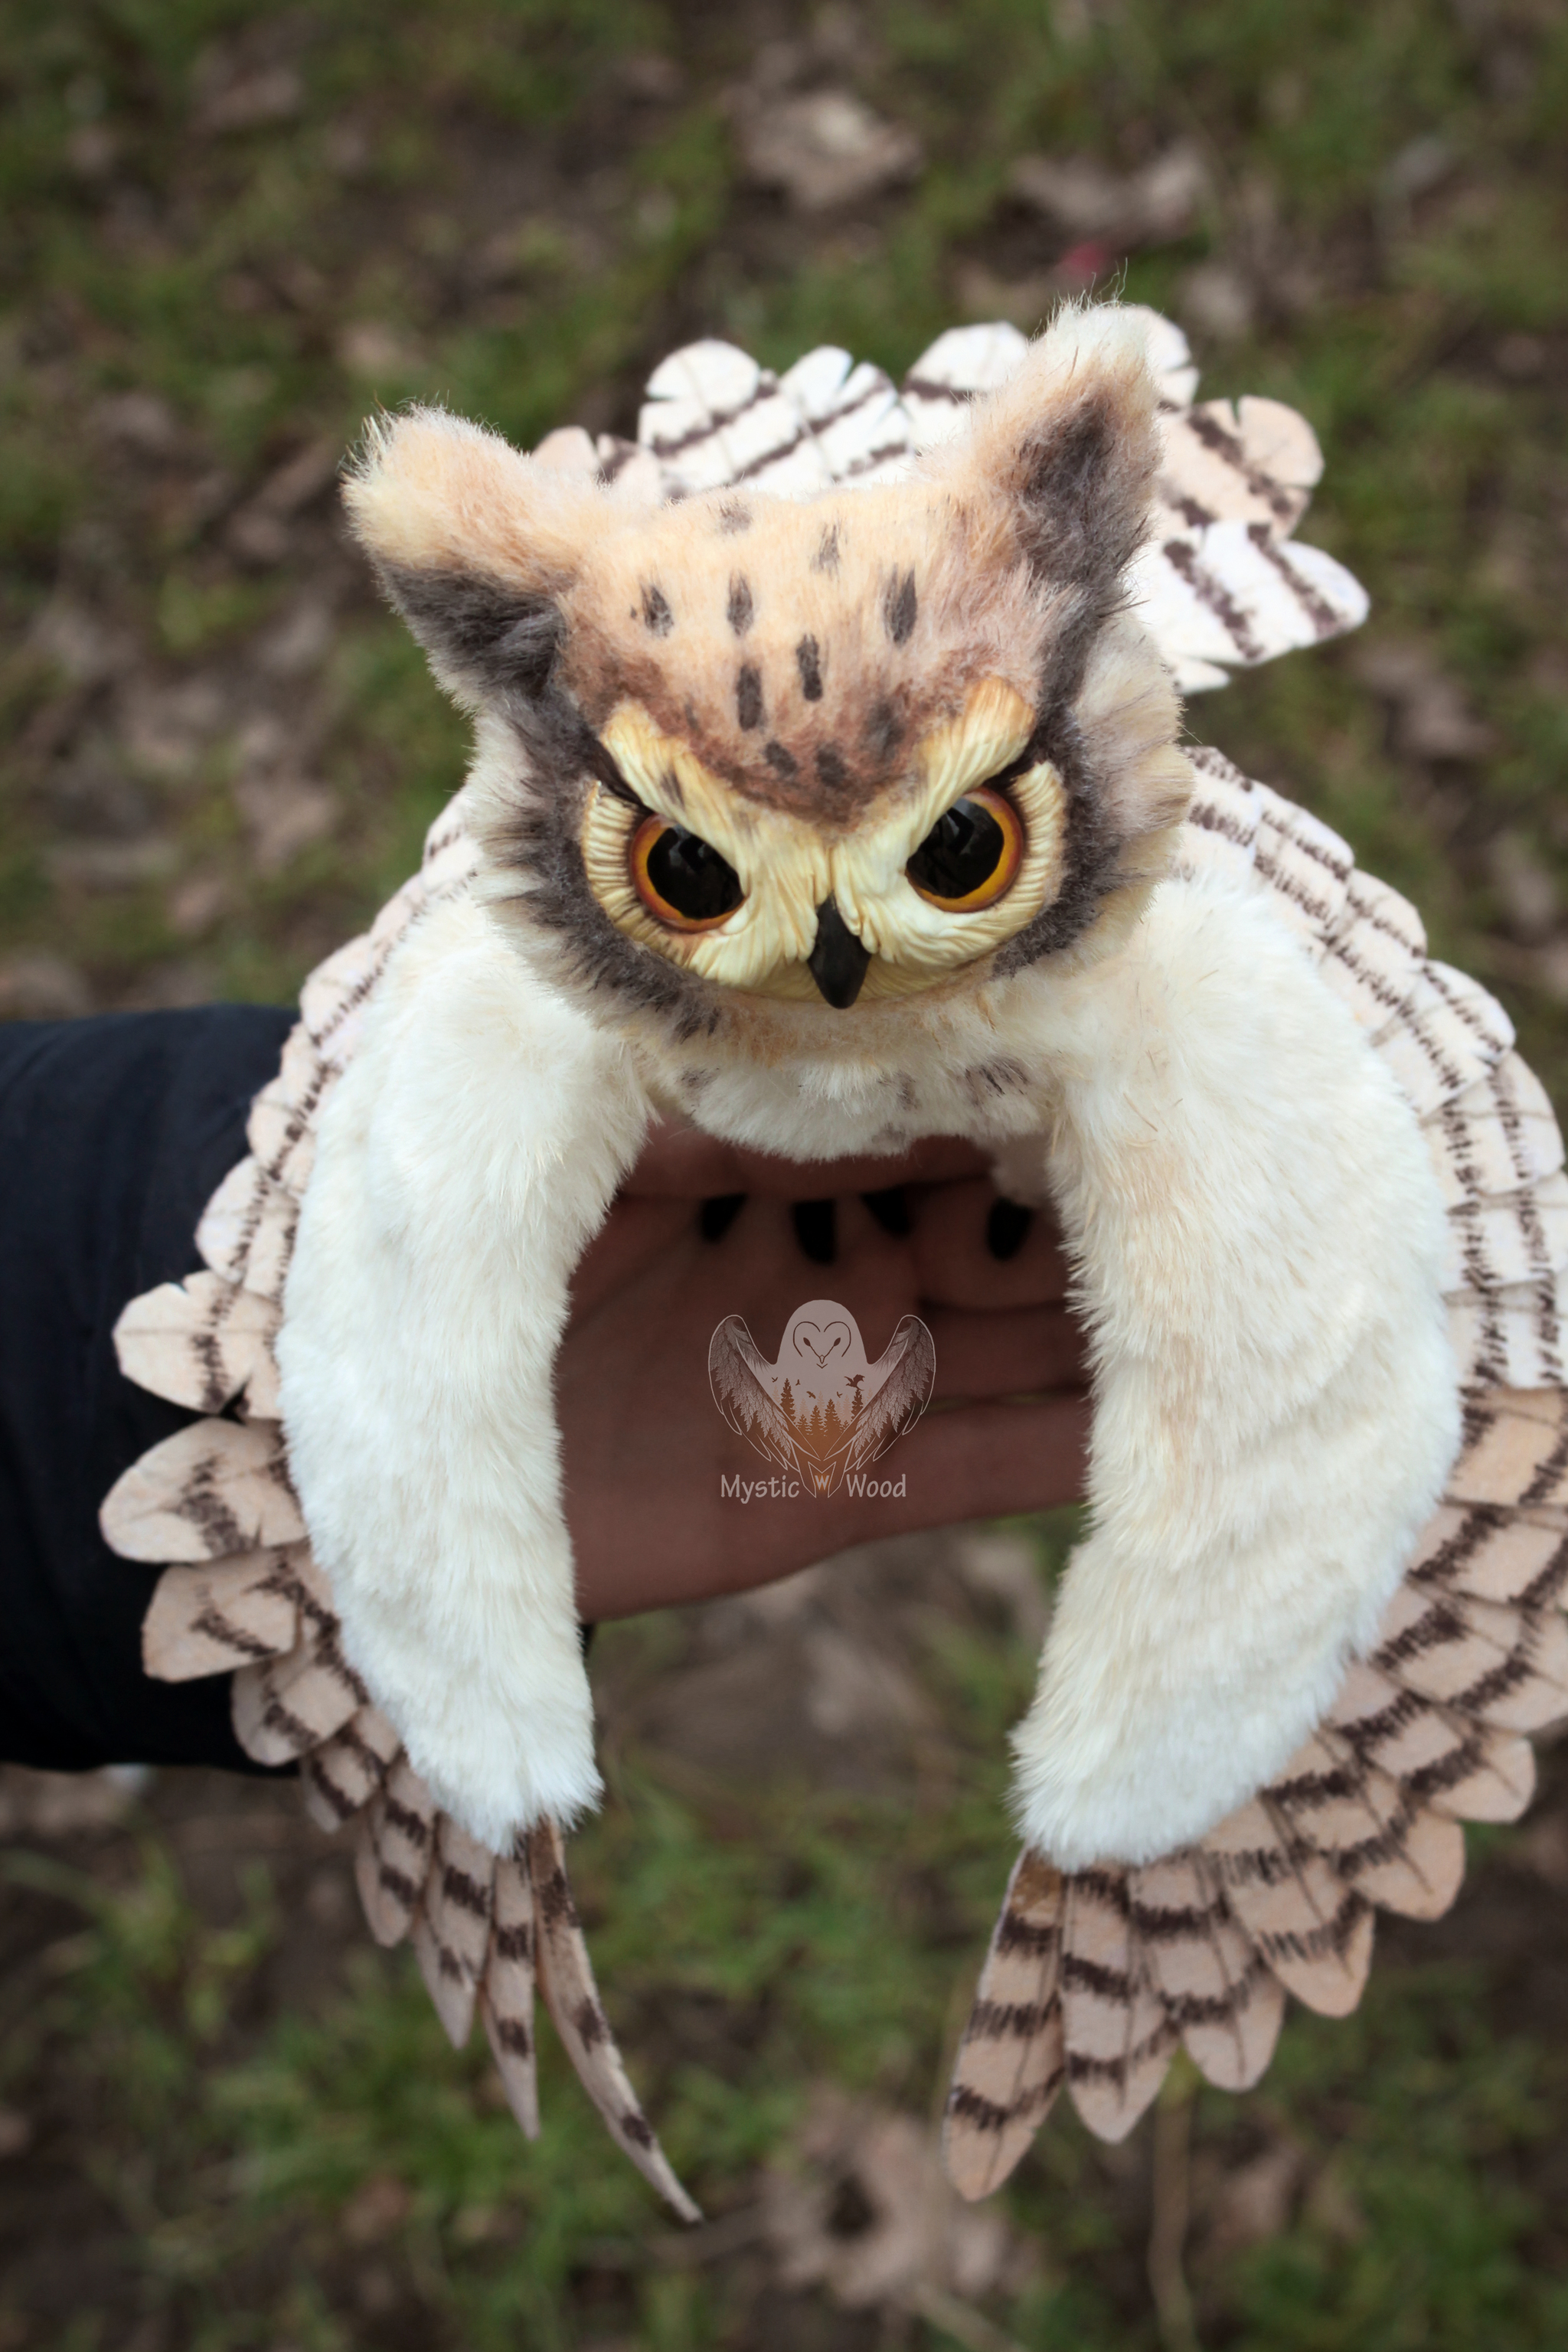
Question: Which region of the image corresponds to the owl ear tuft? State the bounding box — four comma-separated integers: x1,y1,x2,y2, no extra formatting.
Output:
945,304,1161,606
343,405,604,707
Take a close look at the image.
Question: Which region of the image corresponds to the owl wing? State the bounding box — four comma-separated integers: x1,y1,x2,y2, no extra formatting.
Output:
95,786,697,2222
943,750,1568,2201
707,1315,812,1481
634,337,913,498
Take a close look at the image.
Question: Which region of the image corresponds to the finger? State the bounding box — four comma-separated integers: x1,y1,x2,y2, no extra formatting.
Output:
911,1175,1071,1309
574,1391,1089,1621
926,1302,1086,1400
829,1390,1090,1548
568,1192,694,1318
625,1118,991,1200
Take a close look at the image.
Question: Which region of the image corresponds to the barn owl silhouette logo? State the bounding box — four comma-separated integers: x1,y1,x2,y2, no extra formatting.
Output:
708,1299,936,1498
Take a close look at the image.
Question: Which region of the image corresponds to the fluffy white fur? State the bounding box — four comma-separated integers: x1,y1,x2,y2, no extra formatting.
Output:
994,875,1459,1866
277,895,650,1844
280,863,1459,1860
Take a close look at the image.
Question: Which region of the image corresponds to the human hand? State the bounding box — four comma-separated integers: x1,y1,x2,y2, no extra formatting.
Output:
561,1125,1089,1622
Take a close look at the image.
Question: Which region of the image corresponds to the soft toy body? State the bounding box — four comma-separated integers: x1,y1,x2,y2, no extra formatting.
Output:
100,306,1568,2214
283,302,1456,1873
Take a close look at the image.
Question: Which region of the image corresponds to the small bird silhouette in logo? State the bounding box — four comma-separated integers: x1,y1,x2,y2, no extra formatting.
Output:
708,1298,936,1496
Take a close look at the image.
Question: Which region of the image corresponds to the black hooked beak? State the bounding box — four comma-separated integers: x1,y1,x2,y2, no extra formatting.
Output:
807,897,871,1010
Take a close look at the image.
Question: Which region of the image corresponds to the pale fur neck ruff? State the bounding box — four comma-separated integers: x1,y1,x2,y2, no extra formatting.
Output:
96,312,1568,2213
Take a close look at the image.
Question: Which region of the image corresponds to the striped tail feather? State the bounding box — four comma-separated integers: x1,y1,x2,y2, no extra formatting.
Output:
1060,1870,1179,2141
354,1759,437,1949
1323,1657,1539,1826
1131,1852,1285,2093
230,1625,369,1766
100,1418,305,1563
245,1042,334,1199
140,1550,300,1681
1265,1732,1466,1922
899,321,1037,449
527,1821,701,2224
1185,1807,1377,2020
112,1271,280,1419
942,1850,1066,2203
194,1155,299,1305
1429,1057,1564,1208
1155,391,1323,539
770,343,910,485
635,336,908,499
479,1852,541,2138
299,1702,401,1833
413,1816,496,2049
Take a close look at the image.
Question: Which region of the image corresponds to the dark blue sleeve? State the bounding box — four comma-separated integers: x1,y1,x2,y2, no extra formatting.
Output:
0,1005,296,1773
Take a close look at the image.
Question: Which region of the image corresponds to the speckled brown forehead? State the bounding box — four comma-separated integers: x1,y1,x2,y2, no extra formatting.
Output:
554,480,1055,825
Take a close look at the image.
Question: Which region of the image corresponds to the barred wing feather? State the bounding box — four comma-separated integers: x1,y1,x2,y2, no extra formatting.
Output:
945,743,1568,2203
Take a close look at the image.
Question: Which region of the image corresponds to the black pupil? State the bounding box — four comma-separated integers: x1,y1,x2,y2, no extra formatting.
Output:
906,796,1007,902
647,825,743,922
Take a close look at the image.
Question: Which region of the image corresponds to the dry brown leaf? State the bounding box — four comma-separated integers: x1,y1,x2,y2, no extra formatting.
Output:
1200,2141,1302,2262
767,2088,1021,2311
1011,145,1206,247
737,89,922,211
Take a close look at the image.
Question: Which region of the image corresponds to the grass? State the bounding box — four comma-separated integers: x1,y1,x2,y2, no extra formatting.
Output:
2,0,1567,2344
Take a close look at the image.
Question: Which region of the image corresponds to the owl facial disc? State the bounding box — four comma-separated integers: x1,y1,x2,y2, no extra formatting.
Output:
577,678,1073,1006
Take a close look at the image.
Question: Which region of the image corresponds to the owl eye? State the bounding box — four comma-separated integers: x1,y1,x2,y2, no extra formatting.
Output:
631,813,744,930
906,786,1024,912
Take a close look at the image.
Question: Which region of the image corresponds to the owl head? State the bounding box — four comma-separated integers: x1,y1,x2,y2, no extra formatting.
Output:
345,303,1190,1046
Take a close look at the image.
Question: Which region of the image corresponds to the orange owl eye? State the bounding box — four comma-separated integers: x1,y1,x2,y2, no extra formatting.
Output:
631,813,744,930
906,786,1024,912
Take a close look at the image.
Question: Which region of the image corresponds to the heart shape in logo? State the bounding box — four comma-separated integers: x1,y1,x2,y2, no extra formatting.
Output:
792,1318,851,1367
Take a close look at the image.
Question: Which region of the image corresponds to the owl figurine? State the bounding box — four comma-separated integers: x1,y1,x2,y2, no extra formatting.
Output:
102,302,1568,2216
